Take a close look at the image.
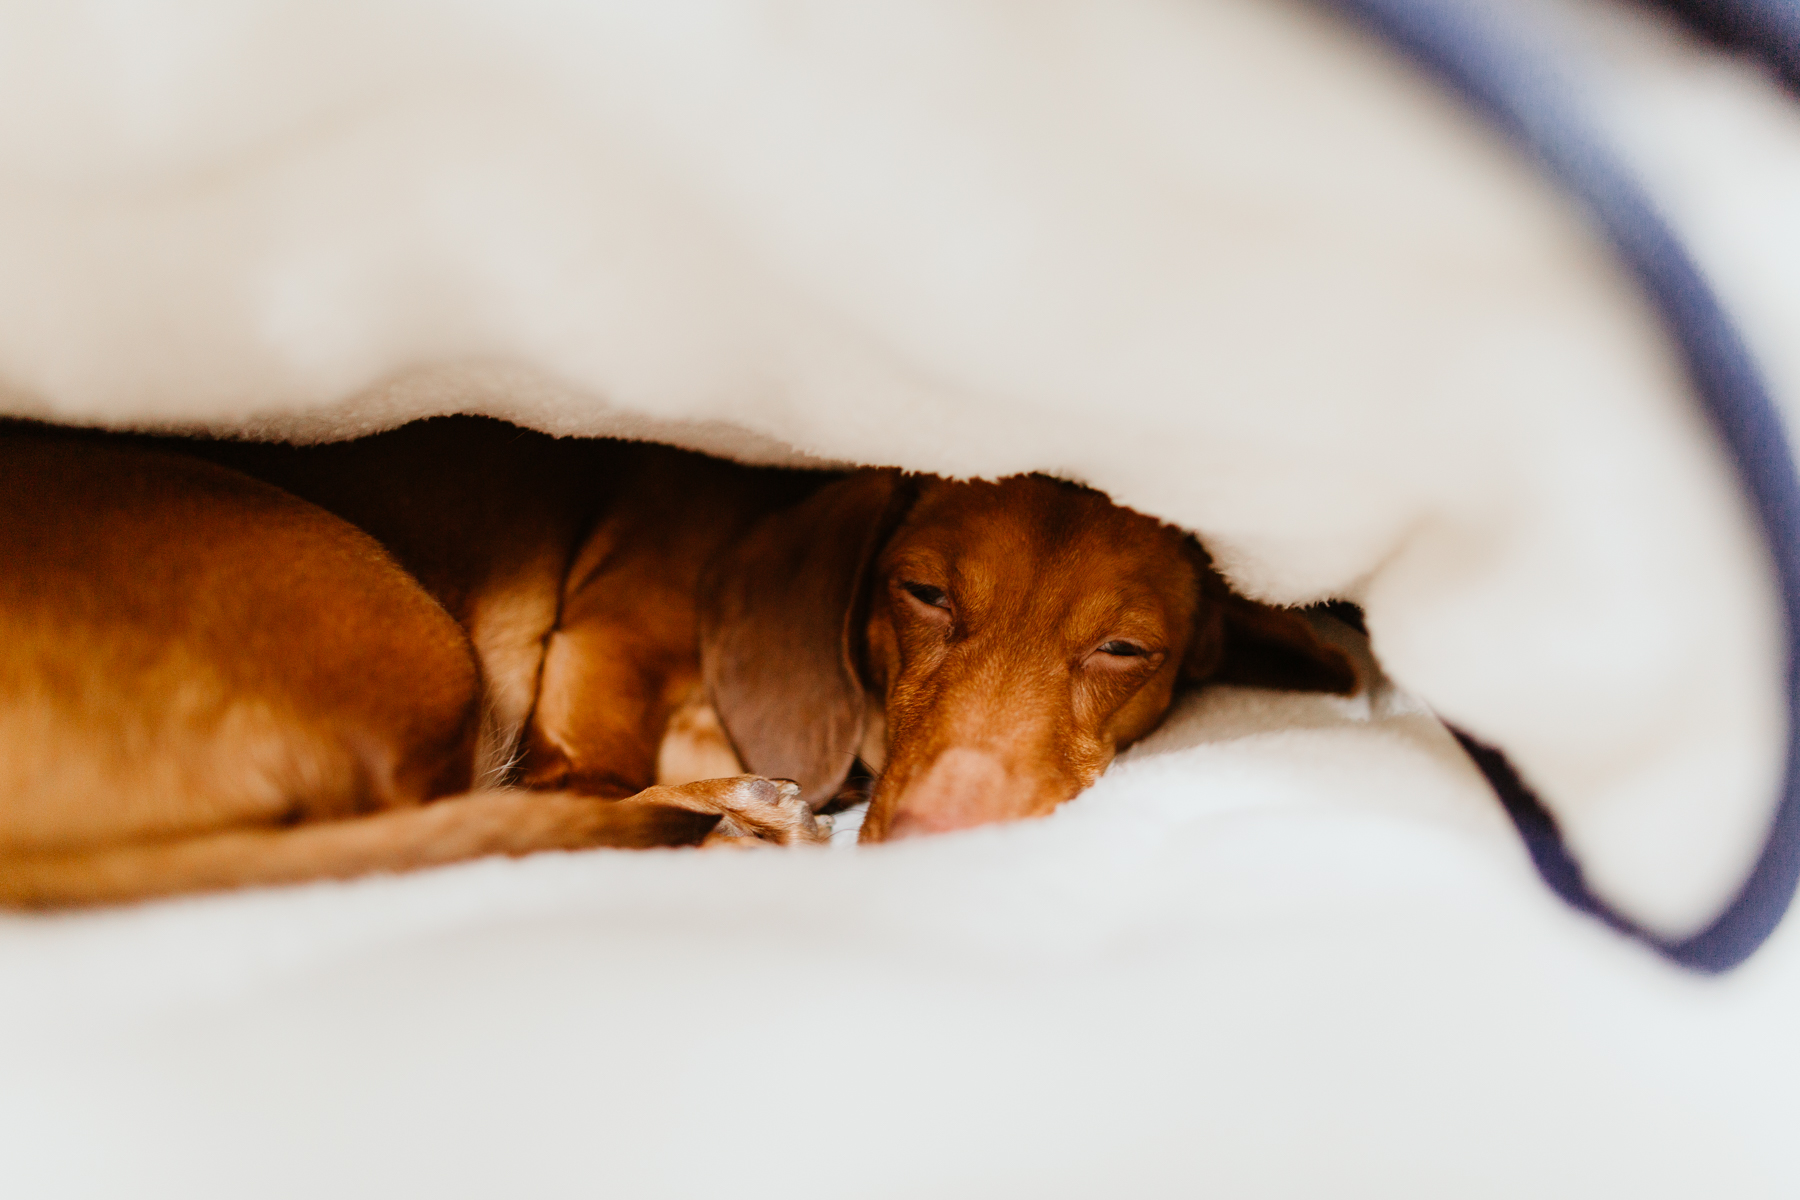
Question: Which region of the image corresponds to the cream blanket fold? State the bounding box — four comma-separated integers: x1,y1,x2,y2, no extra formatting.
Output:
4,1,1800,1196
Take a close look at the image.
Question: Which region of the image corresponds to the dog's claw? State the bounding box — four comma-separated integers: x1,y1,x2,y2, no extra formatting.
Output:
648,775,830,847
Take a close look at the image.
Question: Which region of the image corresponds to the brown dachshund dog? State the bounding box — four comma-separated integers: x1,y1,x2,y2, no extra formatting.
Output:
0,417,1354,906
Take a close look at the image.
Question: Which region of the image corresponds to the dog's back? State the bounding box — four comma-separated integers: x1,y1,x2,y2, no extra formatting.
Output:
0,420,826,905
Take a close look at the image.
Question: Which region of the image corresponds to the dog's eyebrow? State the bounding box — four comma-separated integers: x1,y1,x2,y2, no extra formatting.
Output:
882,545,948,577
1063,589,1170,643
943,559,1000,621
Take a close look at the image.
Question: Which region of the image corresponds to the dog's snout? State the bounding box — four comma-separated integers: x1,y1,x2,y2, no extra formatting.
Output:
884,748,1024,839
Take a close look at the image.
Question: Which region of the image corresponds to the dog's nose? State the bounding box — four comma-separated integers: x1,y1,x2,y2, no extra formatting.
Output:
885,748,1016,839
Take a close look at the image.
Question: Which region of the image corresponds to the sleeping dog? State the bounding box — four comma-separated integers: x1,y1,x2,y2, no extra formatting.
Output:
0,417,1354,905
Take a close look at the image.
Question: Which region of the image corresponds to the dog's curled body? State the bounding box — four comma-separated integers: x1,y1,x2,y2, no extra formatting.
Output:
0,418,825,906
0,417,1355,906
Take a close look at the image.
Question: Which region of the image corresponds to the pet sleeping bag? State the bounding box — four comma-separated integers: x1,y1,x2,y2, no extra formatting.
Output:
3,0,1799,1195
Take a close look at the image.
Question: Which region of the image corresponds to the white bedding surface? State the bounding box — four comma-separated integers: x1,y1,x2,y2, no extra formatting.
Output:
5,674,1798,1197
4,1,1800,1194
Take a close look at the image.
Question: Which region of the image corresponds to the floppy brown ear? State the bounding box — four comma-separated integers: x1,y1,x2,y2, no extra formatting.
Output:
1183,555,1359,695
700,470,915,808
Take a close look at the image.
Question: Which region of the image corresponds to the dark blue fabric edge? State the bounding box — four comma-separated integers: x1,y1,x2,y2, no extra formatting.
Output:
1322,0,1800,972
1651,0,1800,96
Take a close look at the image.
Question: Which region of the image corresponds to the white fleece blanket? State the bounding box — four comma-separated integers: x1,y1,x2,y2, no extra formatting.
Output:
4,1,1800,1195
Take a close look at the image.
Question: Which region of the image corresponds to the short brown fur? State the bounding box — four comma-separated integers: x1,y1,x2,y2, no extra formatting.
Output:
0,419,1354,905
701,473,1358,842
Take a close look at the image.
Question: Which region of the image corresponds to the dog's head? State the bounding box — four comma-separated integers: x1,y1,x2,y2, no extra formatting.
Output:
700,471,1355,843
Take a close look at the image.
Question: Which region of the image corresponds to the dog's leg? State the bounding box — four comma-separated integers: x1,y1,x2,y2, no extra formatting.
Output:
524,643,829,846
641,774,829,845
652,696,834,845
0,788,726,908
0,773,838,907
516,453,835,847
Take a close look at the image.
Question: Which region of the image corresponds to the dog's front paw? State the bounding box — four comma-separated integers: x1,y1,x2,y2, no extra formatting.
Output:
643,776,831,846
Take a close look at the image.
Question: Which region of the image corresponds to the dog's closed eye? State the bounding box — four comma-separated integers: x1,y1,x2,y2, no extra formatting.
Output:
1085,639,1163,671
900,581,950,611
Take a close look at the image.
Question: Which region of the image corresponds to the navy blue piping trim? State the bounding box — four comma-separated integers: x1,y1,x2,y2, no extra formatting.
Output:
1652,0,1800,96
1324,0,1800,971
